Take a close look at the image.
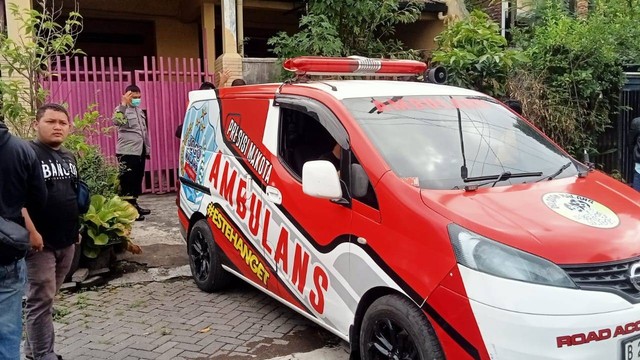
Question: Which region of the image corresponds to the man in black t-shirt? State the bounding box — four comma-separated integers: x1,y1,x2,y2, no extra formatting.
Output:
0,120,46,360
22,103,79,360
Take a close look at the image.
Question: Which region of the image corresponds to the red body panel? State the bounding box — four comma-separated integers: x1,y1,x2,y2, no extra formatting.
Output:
421,172,640,264
355,172,456,301
178,206,189,232
428,283,490,359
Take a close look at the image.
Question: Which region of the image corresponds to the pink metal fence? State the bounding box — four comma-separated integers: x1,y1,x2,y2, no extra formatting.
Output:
43,56,214,194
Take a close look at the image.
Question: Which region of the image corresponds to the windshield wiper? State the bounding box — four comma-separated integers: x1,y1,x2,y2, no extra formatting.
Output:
535,162,573,182
463,171,543,191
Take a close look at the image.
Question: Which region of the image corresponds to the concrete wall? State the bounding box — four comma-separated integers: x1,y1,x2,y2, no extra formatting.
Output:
242,58,279,84
155,18,199,59
397,19,446,53
4,0,31,43
64,0,200,61
2,0,32,90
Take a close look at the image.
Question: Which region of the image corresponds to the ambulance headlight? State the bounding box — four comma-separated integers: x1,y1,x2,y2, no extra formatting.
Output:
448,224,576,288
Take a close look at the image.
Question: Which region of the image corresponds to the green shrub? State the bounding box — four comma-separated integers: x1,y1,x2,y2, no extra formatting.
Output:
432,10,526,97
508,0,634,156
64,106,120,198
64,107,140,260
0,1,82,138
267,0,423,79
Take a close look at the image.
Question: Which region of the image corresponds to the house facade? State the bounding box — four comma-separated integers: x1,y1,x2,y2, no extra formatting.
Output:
2,0,460,84
0,0,464,194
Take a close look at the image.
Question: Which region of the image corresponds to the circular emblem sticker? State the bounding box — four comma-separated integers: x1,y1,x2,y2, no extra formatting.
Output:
542,193,620,229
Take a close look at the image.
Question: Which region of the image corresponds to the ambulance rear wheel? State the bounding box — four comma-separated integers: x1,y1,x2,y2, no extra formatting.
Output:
188,220,230,292
360,295,444,360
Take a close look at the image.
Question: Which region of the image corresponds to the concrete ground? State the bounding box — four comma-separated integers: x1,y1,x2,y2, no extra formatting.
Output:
49,194,349,360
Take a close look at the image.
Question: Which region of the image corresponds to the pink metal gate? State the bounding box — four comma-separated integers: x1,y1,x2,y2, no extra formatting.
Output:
43,56,214,194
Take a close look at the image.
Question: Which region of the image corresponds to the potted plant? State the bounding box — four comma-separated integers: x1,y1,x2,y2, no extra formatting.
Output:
81,194,142,269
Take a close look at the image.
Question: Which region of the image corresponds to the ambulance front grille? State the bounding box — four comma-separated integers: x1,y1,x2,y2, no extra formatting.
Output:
561,257,640,303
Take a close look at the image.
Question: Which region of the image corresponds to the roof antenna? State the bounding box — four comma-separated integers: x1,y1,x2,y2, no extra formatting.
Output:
457,107,468,180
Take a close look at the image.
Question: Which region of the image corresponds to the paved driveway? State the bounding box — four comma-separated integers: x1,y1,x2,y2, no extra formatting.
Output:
47,194,349,360
52,279,347,359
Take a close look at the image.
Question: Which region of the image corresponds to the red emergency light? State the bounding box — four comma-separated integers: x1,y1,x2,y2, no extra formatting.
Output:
283,56,428,77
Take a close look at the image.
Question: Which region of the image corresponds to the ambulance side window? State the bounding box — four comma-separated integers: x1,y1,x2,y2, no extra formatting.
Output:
351,155,379,209
278,107,338,179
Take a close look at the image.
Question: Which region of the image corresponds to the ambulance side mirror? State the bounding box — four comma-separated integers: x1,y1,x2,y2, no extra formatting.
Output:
350,164,369,198
302,161,343,200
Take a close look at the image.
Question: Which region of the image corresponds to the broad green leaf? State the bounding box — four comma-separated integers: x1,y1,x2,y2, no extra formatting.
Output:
82,246,100,259
93,232,110,246
84,213,105,227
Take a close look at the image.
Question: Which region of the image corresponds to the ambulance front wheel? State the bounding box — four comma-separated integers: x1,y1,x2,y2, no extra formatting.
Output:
188,219,231,292
359,294,444,360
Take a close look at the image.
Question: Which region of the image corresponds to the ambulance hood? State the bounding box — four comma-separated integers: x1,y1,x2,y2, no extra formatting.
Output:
420,171,640,265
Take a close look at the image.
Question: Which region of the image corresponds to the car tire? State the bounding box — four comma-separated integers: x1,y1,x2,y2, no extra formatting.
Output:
359,294,444,360
188,219,230,292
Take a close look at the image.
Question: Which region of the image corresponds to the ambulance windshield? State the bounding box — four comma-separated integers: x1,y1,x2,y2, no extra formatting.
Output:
342,95,578,190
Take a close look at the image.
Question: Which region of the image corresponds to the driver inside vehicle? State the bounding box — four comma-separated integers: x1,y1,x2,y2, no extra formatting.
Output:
318,142,341,172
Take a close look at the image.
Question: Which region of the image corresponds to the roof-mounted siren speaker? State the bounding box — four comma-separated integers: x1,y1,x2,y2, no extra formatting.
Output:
425,66,447,84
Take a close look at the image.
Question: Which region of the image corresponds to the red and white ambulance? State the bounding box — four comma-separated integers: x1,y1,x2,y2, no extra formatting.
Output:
177,56,640,360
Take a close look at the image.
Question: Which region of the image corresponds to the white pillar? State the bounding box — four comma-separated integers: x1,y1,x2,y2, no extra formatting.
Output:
221,0,238,54
217,0,243,86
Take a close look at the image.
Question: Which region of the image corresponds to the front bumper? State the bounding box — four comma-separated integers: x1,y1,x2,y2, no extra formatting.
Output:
470,297,640,359
457,265,640,359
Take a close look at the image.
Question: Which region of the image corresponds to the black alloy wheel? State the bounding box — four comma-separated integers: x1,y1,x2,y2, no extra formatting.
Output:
190,229,210,283
360,295,444,360
367,318,418,359
187,220,230,292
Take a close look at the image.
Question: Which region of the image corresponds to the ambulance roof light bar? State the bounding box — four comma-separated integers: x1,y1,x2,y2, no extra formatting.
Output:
283,56,428,77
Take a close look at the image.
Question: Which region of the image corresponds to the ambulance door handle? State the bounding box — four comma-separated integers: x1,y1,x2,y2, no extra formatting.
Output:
266,186,282,205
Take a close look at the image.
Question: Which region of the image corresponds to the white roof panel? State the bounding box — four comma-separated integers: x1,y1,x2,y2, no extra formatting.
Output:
188,89,217,103
296,80,486,100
